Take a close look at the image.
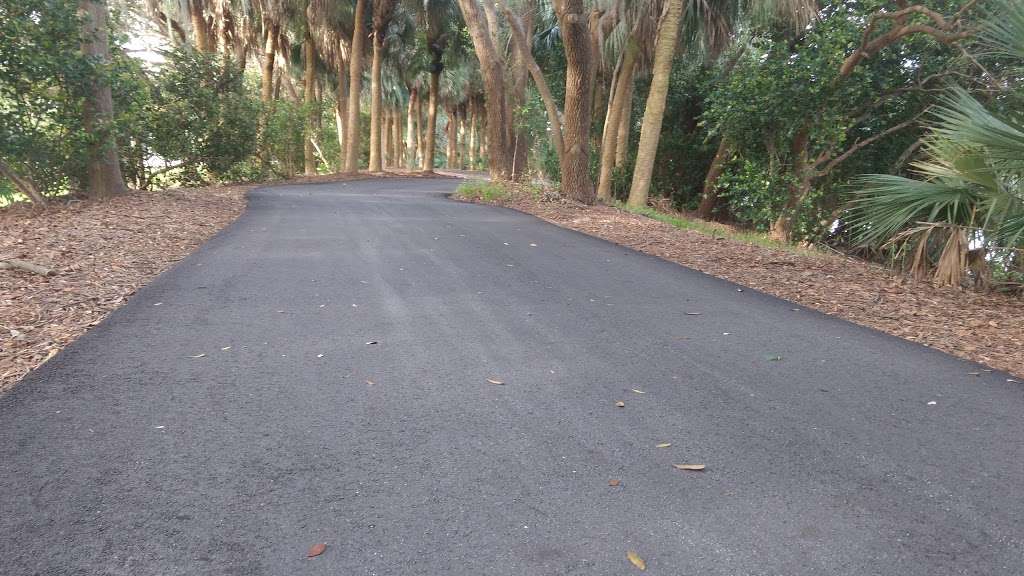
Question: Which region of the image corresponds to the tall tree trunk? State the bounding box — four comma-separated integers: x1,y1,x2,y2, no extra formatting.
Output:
392,106,403,168
446,105,457,168
770,128,810,242
335,54,348,170
406,89,418,169
188,0,212,52
422,67,440,171
556,0,596,203
499,0,564,166
303,33,317,176
696,137,731,219
416,92,425,168
368,30,384,171
79,0,126,199
261,24,277,103
381,107,391,168
596,35,638,202
468,100,478,169
344,0,367,172
457,0,514,179
626,0,683,208
615,77,633,168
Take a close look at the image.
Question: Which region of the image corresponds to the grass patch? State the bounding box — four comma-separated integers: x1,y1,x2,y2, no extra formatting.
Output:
455,180,509,202
617,202,814,253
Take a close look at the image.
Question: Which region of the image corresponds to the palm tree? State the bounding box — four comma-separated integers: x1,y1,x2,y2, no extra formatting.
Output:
416,0,461,172
343,0,368,172
849,0,1024,286
368,0,397,171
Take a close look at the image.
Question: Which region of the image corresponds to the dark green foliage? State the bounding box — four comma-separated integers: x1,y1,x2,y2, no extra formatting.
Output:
148,49,259,184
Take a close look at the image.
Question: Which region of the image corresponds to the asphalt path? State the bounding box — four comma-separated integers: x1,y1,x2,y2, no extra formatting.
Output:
2,177,1022,575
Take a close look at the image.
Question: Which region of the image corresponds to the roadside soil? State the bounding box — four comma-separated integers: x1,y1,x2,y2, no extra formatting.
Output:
0,171,436,392
463,191,1024,379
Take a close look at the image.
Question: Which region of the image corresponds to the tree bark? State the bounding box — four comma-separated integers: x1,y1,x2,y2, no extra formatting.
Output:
368,30,384,171
457,0,514,179
188,0,213,52
596,35,638,202
626,0,683,208
335,53,348,170
422,67,440,171
0,159,47,205
696,137,731,219
615,77,633,168
406,89,418,169
344,0,367,172
556,0,596,203
304,33,317,176
261,24,277,103
79,0,127,199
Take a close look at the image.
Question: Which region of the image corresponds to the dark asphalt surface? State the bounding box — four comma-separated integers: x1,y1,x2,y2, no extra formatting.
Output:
2,177,1022,575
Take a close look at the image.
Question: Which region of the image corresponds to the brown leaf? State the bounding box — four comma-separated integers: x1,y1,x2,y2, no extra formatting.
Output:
673,464,705,471
627,550,646,570
486,378,504,385
608,479,621,487
307,543,326,558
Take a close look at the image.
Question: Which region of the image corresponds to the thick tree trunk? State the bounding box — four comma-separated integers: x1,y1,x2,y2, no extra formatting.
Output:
626,0,683,208
344,0,367,172
696,137,731,219
457,0,514,179
406,89,418,169
556,0,596,203
79,0,127,199
422,68,440,171
303,34,317,176
188,0,213,52
261,24,277,103
392,107,403,168
368,31,384,172
335,54,348,170
596,35,638,202
615,77,633,168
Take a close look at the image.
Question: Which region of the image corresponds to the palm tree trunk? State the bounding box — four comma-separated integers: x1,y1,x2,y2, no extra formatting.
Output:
416,93,425,167
468,100,477,169
392,106,403,168
344,0,367,172
556,0,596,203
457,0,514,179
596,35,638,202
335,54,348,170
368,29,384,172
422,68,440,171
406,89,418,169
79,0,126,198
446,105,457,168
615,78,633,168
626,0,683,208
188,0,212,52
261,24,277,103
696,137,731,219
304,34,317,176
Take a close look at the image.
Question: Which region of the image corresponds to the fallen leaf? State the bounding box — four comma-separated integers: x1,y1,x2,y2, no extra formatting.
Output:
673,464,705,471
608,479,621,486
685,312,701,315
153,302,163,306
188,353,206,359
966,372,980,376
366,380,375,385
366,341,378,345
768,355,782,361
656,443,672,448
631,389,645,394
627,550,646,570
615,401,625,408
486,378,504,385
927,400,937,405
221,346,231,351
307,543,326,558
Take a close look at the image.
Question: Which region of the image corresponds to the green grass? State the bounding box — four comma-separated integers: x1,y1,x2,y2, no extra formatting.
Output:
455,180,509,202
617,202,815,253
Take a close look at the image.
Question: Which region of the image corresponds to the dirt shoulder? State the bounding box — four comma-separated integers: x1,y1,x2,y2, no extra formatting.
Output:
1,171,443,392
462,191,1024,379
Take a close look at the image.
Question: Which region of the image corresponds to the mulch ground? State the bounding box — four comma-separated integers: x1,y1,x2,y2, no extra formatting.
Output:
467,192,1024,379
0,171,445,392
